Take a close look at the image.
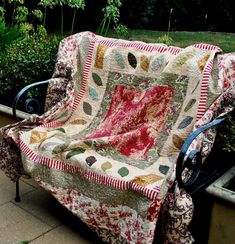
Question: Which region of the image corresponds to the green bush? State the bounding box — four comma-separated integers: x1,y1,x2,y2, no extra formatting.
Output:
157,34,174,45
0,21,23,52
217,111,235,153
0,34,61,106
113,24,129,39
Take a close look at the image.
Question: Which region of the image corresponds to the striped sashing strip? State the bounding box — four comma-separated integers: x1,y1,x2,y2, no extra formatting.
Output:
168,46,182,55
195,44,222,121
153,185,161,192
98,38,185,56
19,138,160,200
98,38,169,53
193,43,222,52
40,121,64,128
72,37,97,111
196,58,214,120
72,87,86,112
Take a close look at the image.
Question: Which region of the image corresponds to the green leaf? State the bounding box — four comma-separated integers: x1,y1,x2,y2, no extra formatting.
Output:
83,140,93,147
92,73,103,86
56,127,66,133
83,102,92,115
66,148,86,159
19,241,29,244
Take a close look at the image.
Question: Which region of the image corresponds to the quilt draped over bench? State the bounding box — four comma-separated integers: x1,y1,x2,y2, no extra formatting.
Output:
1,32,235,243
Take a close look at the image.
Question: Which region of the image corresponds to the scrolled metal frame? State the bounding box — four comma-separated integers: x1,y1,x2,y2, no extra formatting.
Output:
176,116,226,194
12,80,49,202
12,80,49,121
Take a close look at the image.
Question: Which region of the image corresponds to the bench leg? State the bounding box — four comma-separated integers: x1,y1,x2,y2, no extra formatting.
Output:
15,179,21,202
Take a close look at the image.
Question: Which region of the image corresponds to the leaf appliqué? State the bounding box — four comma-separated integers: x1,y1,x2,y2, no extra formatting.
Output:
184,99,196,112
140,55,149,71
56,128,66,133
83,140,93,147
30,131,47,144
178,116,194,129
83,102,92,115
94,44,107,69
197,54,210,72
70,119,87,125
172,134,185,149
128,52,137,68
92,73,103,86
89,87,99,101
115,51,125,69
151,55,164,71
132,174,163,186
66,147,86,159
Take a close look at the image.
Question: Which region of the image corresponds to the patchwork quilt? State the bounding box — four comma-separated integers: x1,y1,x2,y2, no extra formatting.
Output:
1,32,235,243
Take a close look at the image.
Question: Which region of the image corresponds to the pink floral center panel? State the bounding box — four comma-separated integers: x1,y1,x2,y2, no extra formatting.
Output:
86,85,174,160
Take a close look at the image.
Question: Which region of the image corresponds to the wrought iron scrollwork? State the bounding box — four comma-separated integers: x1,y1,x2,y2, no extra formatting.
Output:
176,116,226,194
12,80,49,121
24,98,41,114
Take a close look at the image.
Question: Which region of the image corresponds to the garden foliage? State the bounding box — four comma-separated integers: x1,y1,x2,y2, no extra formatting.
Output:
0,0,128,107
0,0,234,154
216,110,235,153
0,35,60,105
0,21,23,52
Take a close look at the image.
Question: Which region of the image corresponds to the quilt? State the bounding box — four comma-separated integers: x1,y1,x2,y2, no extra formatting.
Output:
1,32,235,243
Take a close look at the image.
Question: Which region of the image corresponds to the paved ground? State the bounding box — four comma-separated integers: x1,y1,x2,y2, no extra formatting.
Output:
0,171,103,244
0,117,103,243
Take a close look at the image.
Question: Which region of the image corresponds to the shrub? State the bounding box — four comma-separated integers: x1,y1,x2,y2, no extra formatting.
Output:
157,34,174,45
0,34,61,106
97,0,123,36
0,21,23,52
217,111,235,153
113,23,129,39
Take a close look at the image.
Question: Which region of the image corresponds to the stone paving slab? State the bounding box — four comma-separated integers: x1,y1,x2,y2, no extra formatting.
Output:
13,188,62,228
31,225,92,244
0,171,35,206
0,202,51,243
20,176,40,189
0,171,103,243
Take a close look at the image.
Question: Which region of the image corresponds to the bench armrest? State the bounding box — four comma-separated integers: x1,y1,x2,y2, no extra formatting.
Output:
12,80,49,121
176,116,226,194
